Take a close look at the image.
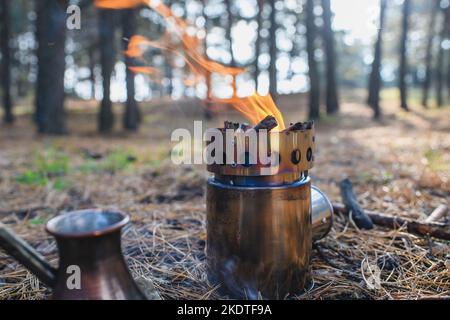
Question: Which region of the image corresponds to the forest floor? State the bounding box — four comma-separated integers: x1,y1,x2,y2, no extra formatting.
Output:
0,91,449,299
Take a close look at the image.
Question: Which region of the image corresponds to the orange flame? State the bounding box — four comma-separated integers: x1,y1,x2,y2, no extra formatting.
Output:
94,0,146,9
94,0,285,130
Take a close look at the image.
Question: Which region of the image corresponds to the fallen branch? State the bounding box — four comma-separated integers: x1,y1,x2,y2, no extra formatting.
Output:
332,202,450,241
425,204,448,223
0,206,50,219
339,178,373,229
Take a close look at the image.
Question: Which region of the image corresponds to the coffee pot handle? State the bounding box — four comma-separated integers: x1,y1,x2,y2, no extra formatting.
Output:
0,223,57,287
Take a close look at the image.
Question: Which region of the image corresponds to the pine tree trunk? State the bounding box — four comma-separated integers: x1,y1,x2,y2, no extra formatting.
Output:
35,0,67,134
164,56,173,97
97,9,116,133
399,0,410,111
421,0,439,108
254,0,264,91
448,48,450,103
436,5,450,107
200,0,213,119
1,0,13,123
436,45,444,107
367,0,387,119
88,45,96,100
121,8,140,131
225,0,235,67
164,0,173,97
321,0,339,114
268,0,278,98
306,0,320,119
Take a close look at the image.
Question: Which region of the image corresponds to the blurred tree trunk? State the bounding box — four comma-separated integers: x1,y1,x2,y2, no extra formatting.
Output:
321,0,339,114
164,55,173,96
35,0,67,134
436,46,444,107
164,0,173,97
399,0,410,111
225,0,235,66
1,0,13,123
421,0,439,108
268,0,278,98
306,0,320,119
97,9,116,133
254,0,264,91
448,50,450,103
200,0,213,119
367,0,387,119
436,5,450,107
121,9,141,131
88,45,96,100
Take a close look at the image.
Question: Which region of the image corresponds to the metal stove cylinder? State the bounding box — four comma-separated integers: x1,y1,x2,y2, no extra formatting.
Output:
206,176,312,299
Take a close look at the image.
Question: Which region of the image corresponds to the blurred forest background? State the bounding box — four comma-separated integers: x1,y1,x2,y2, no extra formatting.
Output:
0,0,449,133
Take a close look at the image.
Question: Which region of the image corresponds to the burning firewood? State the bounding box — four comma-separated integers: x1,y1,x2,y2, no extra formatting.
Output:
252,115,278,132
284,121,314,132
224,121,239,130
339,178,374,229
239,123,251,131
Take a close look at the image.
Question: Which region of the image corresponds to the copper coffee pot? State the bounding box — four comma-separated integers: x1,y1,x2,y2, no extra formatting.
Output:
0,209,146,300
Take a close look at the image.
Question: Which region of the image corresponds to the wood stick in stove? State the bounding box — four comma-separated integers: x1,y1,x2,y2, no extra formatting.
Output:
224,121,239,130
284,121,314,132
239,123,251,131
252,115,278,132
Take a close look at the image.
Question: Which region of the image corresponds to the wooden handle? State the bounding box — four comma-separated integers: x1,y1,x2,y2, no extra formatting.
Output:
0,223,57,287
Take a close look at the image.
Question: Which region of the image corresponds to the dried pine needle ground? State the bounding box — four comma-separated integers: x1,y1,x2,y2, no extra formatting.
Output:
0,97,449,299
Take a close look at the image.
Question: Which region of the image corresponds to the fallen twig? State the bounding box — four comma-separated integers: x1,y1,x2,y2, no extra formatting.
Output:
0,206,50,219
332,202,450,240
339,179,373,229
425,204,448,223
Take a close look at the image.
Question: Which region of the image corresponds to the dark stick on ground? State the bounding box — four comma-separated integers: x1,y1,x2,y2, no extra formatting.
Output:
333,203,450,241
339,179,374,229
253,115,278,132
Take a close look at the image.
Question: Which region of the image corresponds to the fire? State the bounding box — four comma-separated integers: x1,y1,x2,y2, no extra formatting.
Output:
94,0,286,130
94,0,146,9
